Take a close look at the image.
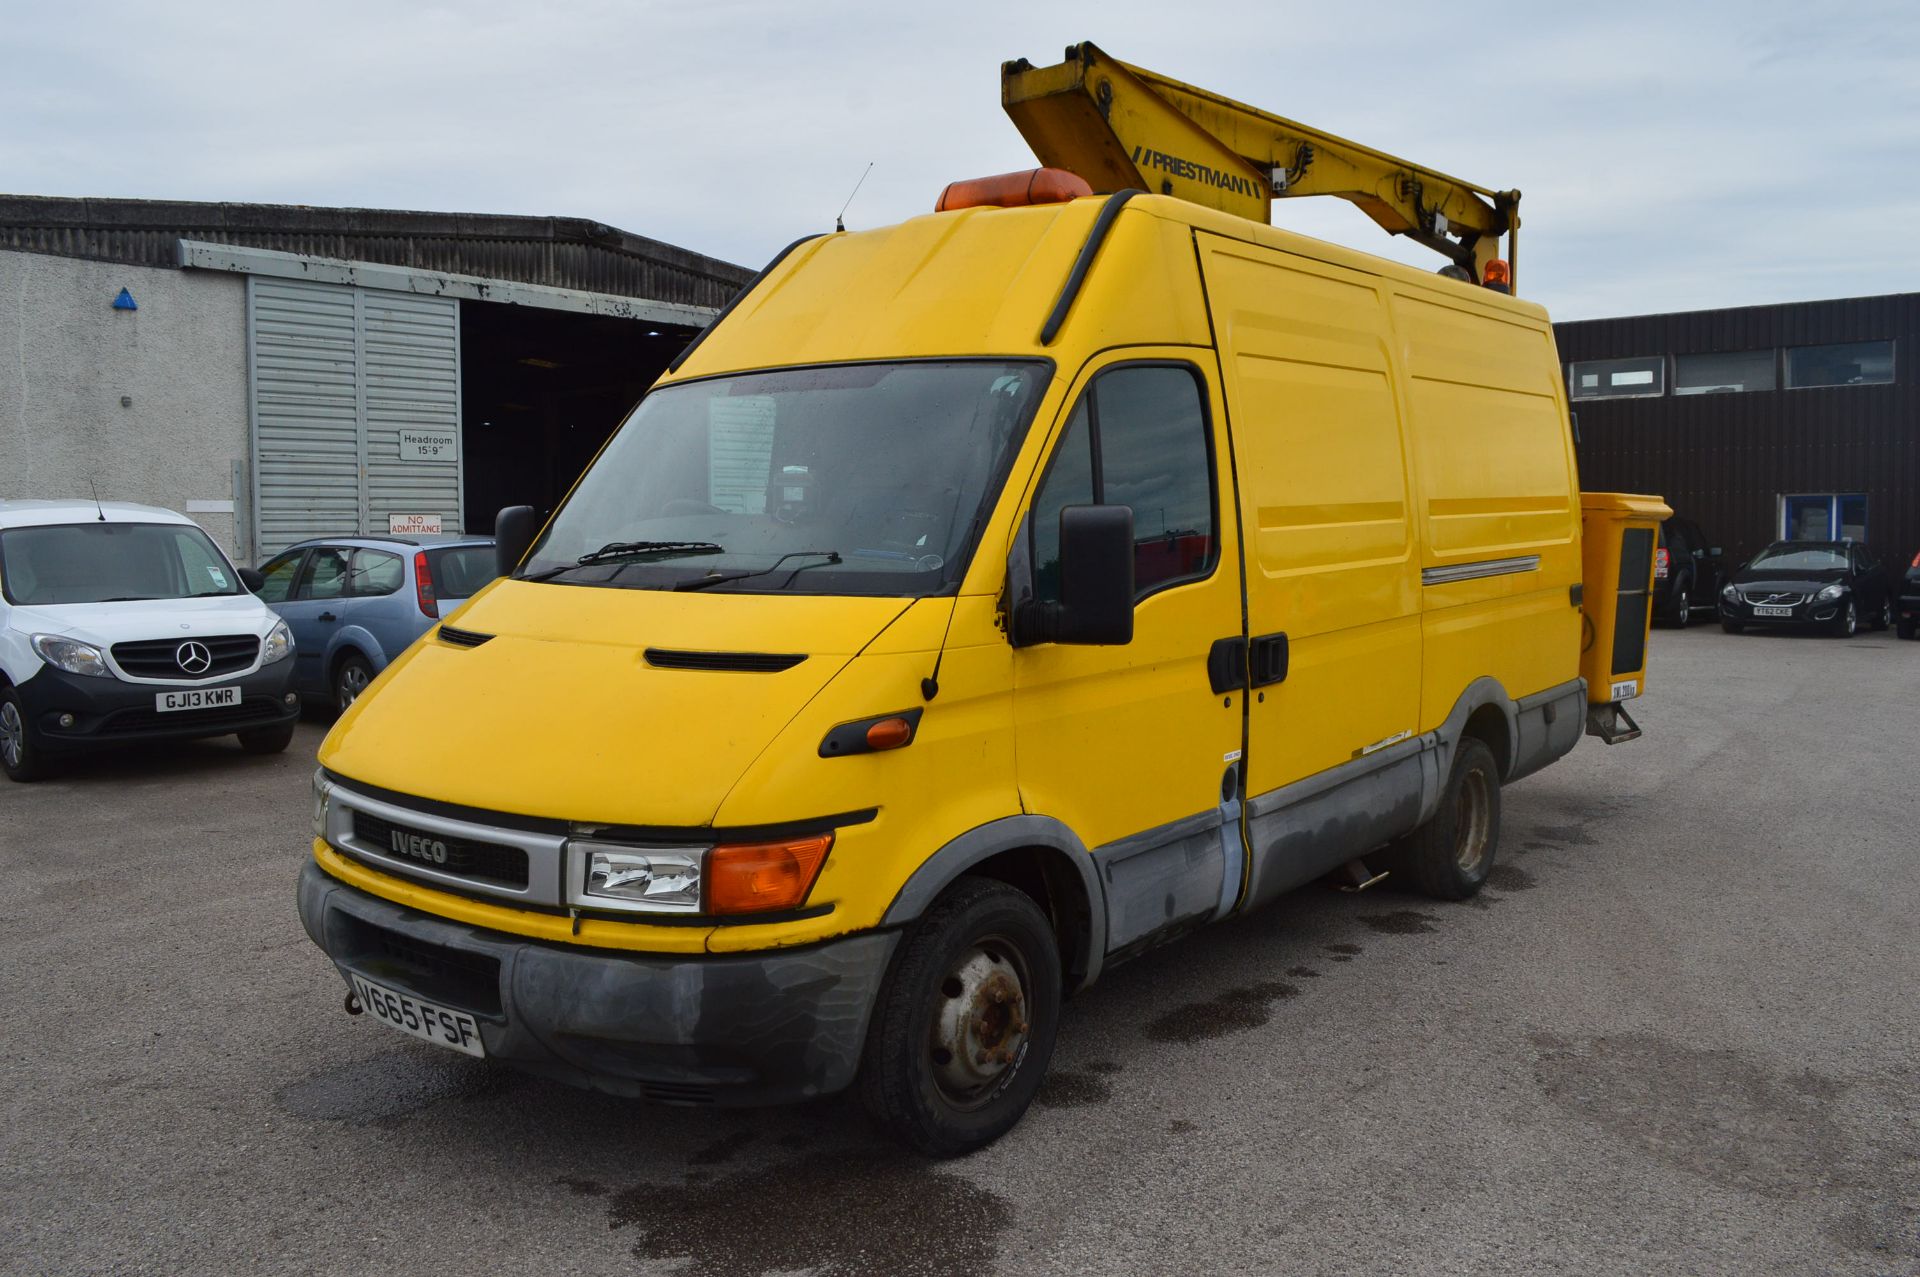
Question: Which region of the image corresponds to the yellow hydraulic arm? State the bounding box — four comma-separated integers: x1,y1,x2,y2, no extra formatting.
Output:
1002,42,1522,288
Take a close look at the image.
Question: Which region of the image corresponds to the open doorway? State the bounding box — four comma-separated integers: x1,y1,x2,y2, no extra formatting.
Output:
460,302,697,532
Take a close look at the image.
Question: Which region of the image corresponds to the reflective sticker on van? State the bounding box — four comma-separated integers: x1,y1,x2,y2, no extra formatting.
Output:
1611,679,1639,701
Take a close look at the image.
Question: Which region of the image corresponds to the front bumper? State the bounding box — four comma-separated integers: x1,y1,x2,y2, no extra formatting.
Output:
1718,597,1844,628
296,861,898,1106
18,660,298,755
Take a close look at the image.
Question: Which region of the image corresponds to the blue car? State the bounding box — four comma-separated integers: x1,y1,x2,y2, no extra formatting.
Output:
254,534,497,713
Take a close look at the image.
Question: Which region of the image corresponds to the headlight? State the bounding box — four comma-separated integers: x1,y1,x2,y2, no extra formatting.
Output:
312,771,333,840
30,634,112,678
263,620,296,664
1816,583,1845,602
570,842,703,914
1721,584,1739,600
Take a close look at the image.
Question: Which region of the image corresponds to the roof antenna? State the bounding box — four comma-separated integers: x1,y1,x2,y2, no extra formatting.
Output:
88,478,106,521
835,162,874,233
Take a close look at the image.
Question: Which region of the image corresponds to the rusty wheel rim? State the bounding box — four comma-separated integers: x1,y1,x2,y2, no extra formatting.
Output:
1452,767,1492,873
928,935,1033,1109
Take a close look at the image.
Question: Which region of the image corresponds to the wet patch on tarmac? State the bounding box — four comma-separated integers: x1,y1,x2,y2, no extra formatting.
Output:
556,1176,608,1197
1529,824,1597,848
688,1130,759,1165
1286,965,1321,978
1530,1032,1857,1201
1357,910,1439,935
608,1150,1011,1276
1086,1059,1123,1075
1486,864,1537,893
1324,943,1363,956
776,1132,815,1150
1169,1119,1197,1134
1143,981,1298,1043
1036,1069,1112,1107
273,1047,519,1125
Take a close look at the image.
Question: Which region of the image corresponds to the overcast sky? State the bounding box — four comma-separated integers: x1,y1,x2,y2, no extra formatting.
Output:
4,0,1917,320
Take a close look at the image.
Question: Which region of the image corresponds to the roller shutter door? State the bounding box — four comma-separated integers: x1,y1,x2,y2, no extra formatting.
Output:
246,278,461,555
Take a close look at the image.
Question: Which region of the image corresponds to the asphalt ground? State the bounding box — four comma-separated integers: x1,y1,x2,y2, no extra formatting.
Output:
3,624,1918,1276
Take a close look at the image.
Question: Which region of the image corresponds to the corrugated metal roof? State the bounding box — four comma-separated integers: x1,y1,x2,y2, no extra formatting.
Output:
0,194,752,309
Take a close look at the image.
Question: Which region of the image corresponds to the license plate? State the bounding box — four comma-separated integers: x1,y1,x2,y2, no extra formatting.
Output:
349,973,485,1058
155,686,239,712
1753,606,1794,618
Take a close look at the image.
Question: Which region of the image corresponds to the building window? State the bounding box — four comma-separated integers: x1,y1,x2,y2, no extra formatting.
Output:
1568,356,1665,400
1673,350,1776,395
1784,341,1894,389
1780,493,1867,541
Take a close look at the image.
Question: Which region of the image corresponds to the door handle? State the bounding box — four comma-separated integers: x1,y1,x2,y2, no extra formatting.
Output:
318,612,338,623
1207,636,1246,693
1249,632,1289,687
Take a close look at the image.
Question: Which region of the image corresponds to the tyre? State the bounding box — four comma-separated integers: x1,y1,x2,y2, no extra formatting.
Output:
1721,620,1744,635
1671,580,1691,629
1834,599,1858,638
858,877,1061,1158
0,686,49,782
1379,736,1502,901
332,654,374,715
236,721,296,755
1899,618,1916,641
1876,598,1893,631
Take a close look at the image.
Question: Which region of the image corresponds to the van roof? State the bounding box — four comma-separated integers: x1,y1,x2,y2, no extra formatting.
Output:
672,193,1547,381
0,499,198,530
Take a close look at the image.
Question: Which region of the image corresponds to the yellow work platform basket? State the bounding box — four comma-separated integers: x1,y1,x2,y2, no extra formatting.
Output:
1579,491,1672,743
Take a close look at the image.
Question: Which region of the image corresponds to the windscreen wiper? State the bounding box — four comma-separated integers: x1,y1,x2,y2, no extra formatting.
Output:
517,541,726,583
578,540,725,565
673,550,841,592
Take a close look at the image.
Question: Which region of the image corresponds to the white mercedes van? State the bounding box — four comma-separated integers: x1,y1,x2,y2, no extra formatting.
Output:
0,500,300,781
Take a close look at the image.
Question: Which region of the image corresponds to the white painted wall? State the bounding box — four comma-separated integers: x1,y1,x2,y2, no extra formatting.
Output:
0,250,250,553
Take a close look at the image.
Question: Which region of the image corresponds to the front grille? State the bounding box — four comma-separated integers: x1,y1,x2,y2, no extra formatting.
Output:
112,634,260,680
1743,591,1807,606
350,810,530,889
334,913,502,1015
100,697,283,733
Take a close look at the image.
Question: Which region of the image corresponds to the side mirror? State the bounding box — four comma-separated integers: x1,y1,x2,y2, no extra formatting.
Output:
1709,546,1723,558
495,505,540,578
237,566,265,594
1014,505,1135,646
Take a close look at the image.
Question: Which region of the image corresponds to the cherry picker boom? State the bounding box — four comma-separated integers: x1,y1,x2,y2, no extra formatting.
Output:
1002,41,1522,289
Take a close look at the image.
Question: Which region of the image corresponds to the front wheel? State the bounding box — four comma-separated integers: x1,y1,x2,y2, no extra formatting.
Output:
1899,617,1916,641
1671,583,1691,628
236,721,296,755
1722,620,1744,635
1,687,49,782
858,877,1061,1158
1835,599,1858,638
1379,736,1502,900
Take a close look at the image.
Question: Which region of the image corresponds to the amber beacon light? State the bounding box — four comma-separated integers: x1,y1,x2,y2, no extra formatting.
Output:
936,167,1093,212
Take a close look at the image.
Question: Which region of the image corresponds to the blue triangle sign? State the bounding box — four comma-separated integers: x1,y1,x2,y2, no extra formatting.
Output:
112,288,137,311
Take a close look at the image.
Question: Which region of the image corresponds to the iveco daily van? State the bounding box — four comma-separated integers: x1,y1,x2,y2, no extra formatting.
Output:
299,182,1609,1154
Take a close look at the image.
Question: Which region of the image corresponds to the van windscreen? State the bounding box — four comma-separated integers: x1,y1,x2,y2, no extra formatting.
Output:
521,360,1049,596
0,522,243,606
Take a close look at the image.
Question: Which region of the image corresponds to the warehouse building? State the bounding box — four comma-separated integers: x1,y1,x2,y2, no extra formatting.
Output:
1555,292,1918,567
0,196,751,559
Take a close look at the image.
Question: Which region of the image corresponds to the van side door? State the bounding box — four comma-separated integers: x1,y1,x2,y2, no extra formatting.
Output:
1010,355,1248,960
1196,234,1424,908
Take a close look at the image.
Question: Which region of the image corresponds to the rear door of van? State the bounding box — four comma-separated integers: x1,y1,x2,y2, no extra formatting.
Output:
1195,234,1424,909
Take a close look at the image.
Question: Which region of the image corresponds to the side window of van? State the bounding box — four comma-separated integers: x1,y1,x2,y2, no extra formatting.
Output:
1030,364,1216,602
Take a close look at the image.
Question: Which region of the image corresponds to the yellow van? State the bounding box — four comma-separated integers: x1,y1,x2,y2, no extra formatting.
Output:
299,178,1600,1155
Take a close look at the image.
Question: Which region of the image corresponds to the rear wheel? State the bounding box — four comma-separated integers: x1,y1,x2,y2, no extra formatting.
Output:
1876,598,1893,631
0,687,49,782
1380,736,1501,900
1899,617,1916,640
332,654,373,715
858,877,1061,1158
1722,620,1744,635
